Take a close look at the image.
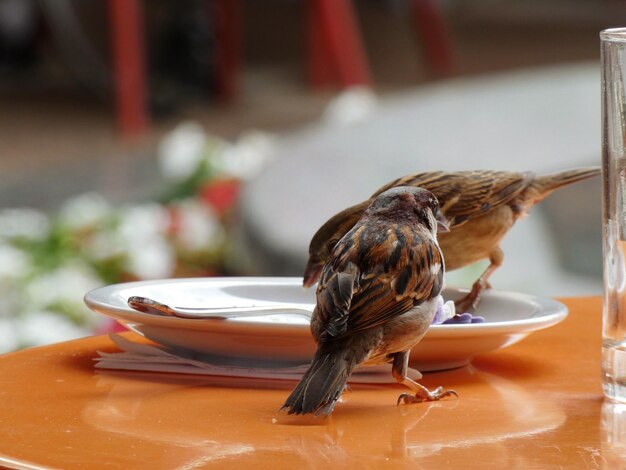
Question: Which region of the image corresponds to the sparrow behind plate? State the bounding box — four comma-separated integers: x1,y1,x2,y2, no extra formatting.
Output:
303,167,600,312
282,186,455,416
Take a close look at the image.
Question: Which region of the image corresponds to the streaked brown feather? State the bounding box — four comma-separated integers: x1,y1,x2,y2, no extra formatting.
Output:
303,167,600,295
315,209,444,339
373,170,532,227
285,186,446,415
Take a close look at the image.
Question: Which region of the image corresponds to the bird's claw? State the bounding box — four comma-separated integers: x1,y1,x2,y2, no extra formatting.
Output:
454,278,490,312
454,295,478,314
397,387,458,405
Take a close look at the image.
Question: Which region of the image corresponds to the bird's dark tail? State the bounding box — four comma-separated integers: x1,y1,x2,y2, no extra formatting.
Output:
528,166,600,204
281,343,362,416
535,167,601,192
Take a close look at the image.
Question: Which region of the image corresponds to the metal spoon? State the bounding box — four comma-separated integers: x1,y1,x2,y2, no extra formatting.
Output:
127,296,314,319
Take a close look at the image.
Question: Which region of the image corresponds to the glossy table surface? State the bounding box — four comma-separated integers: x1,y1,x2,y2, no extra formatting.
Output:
0,297,624,469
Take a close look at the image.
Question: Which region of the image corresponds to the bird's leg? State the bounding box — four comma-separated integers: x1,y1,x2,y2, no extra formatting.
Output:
391,352,457,405
455,246,504,313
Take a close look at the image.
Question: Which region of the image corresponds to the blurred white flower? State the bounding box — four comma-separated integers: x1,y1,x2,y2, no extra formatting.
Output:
58,192,112,231
213,130,276,180
25,262,102,314
0,208,49,241
158,121,208,181
322,86,378,127
0,284,22,317
117,203,170,246
0,244,29,279
0,318,19,353
17,311,90,347
83,231,126,261
115,203,175,279
172,200,225,252
126,237,175,279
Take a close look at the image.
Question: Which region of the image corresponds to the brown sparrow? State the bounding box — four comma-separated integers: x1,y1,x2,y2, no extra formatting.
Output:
303,167,600,312
282,186,455,416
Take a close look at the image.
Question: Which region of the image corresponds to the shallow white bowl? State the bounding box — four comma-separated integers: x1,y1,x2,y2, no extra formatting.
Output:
85,277,568,371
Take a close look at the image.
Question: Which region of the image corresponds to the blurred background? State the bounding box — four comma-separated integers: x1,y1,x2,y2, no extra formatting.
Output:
0,0,615,351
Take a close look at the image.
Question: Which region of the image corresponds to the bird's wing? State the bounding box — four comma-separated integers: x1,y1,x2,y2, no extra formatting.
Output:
316,224,444,339
372,171,532,227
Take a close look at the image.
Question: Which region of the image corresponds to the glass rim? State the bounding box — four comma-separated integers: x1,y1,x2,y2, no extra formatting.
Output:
601,28,626,42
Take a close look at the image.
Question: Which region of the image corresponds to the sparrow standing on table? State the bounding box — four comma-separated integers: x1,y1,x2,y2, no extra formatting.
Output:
282,186,455,416
303,167,600,312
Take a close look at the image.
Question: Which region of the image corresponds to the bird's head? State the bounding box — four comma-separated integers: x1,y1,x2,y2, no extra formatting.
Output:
367,186,449,234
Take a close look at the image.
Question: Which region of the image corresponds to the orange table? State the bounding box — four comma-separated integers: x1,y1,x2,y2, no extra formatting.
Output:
0,297,624,469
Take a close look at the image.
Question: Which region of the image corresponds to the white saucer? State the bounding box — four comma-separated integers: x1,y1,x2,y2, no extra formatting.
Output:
84,277,568,371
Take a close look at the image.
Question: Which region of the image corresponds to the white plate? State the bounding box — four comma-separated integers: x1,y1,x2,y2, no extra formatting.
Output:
84,277,568,371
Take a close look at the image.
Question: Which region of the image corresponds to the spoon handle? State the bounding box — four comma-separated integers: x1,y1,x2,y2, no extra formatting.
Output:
127,296,313,319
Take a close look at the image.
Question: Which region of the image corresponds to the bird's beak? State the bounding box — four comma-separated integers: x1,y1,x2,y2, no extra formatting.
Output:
436,212,450,233
303,260,323,288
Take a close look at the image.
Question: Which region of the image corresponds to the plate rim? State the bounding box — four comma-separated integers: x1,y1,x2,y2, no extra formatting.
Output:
84,276,568,338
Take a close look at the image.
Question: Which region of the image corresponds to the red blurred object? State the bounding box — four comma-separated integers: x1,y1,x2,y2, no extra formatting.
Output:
199,178,241,216
108,0,148,138
105,0,454,137
410,0,456,77
307,0,372,89
211,0,242,101
95,318,128,335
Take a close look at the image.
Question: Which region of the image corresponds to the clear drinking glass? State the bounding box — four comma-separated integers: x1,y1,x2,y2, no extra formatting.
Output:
601,403,626,464
601,28,626,403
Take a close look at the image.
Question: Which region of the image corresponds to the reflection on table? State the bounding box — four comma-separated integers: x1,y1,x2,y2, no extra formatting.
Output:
0,297,621,468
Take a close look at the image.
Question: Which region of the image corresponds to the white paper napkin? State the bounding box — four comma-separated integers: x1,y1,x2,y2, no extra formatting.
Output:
95,333,421,383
